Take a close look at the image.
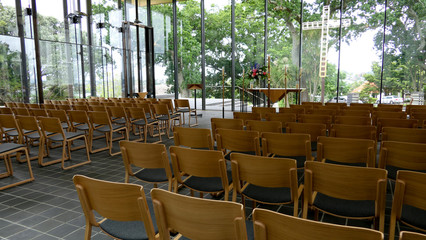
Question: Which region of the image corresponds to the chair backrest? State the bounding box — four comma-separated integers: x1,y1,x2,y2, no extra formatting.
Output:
252,208,383,240
278,107,305,118
290,104,312,113
73,105,89,111
265,113,296,126
379,141,426,173
127,107,147,121
15,102,26,108
339,109,371,117
0,114,20,131
304,161,387,207
88,111,111,126
158,99,174,112
377,104,403,111
335,116,372,126
400,232,426,240
39,117,64,134
211,118,244,140
0,107,12,114
120,141,172,175
90,105,106,112
152,103,170,116
309,109,337,120
410,112,426,127
330,124,377,141
119,102,134,108
73,175,157,240
43,104,56,110
216,128,260,155
56,104,72,111
27,103,40,109
135,103,153,118
349,103,373,109
151,188,247,240
317,136,376,167
246,120,282,133
372,111,407,125
173,126,214,150
30,108,48,117
382,127,426,144
286,122,327,142
407,105,426,116
68,110,90,124
17,115,41,132
48,109,68,122
174,99,191,109
13,107,30,116
233,112,261,123
108,106,127,118
252,107,276,119
261,132,311,159
102,102,116,107
298,114,332,130
5,102,16,108
377,118,418,133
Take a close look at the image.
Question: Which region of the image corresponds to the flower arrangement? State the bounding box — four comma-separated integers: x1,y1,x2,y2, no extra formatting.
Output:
247,63,268,82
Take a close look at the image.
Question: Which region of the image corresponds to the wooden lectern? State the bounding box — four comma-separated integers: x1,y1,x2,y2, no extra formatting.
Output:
187,84,203,116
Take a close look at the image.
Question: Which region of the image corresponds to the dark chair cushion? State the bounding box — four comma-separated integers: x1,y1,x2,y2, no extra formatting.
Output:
313,192,375,218
113,118,127,125
224,151,256,161
48,131,84,141
75,123,90,131
274,155,306,168
184,170,232,192
325,159,367,167
311,141,317,152
400,205,426,230
242,184,292,204
26,132,41,139
0,143,25,154
99,199,158,240
134,168,173,183
133,119,146,126
177,109,190,113
96,124,125,132
386,165,426,180
61,122,69,129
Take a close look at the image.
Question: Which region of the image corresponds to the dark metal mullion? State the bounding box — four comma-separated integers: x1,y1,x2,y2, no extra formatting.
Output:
30,0,44,104
87,0,96,97
379,0,388,104
231,0,235,111
201,0,206,110
135,0,141,93
147,0,152,27
15,0,29,103
77,0,86,98
336,0,344,103
122,23,129,97
173,0,179,99
298,0,303,104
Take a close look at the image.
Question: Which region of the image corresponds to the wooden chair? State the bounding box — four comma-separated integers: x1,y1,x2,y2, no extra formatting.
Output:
377,118,418,139
265,113,296,131
73,104,90,111
303,161,387,233
174,99,198,127
170,146,231,200
152,104,181,138
73,175,158,240
231,153,301,216
286,122,327,151
389,171,426,240
16,116,48,163
382,127,426,144
126,107,161,143
317,136,376,167
0,142,34,190
107,106,130,130
90,105,106,112
377,104,403,111
252,107,276,119
89,111,129,156
379,141,426,180
42,104,56,110
329,124,377,142
68,110,103,153
407,105,426,116
261,132,313,168
410,112,426,128
55,104,72,111
30,108,48,118
253,208,383,240
151,188,247,240
216,128,261,160
278,107,305,119
372,111,407,126
400,232,426,240
39,117,91,169
173,126,214,150
15,102,26,108
298,114,332,130
309,109,337,122
48,109,71,130
12,107,30,116
120,141,173,191
26,103,40,109
246,120,282,134
339,109,371,117
0,107,12,114
211,118,244,141
233,112,261,124
0,114,24,146
335,116,372,126
158,99,176,113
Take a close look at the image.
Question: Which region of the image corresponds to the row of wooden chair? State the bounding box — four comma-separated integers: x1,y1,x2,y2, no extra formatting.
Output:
76,174,426,240
117,138,426,239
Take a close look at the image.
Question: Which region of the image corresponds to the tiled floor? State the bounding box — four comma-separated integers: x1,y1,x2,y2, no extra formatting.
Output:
0,110,420,239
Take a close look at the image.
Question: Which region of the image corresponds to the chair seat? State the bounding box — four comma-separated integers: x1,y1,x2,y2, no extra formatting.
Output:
177,109,190,113
184,171,232,192
386,165,426,180
132,119,157,126
325,159,367,167
99,199,158,240
134,168,173,183
113,118,127,125
274,155,306,168
75,123,90,131
400,205,426,230
96,124,125,132
242,184,292,204
48,131,85,141
61,122,69,129
0,143,25,154
313,192,375,218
